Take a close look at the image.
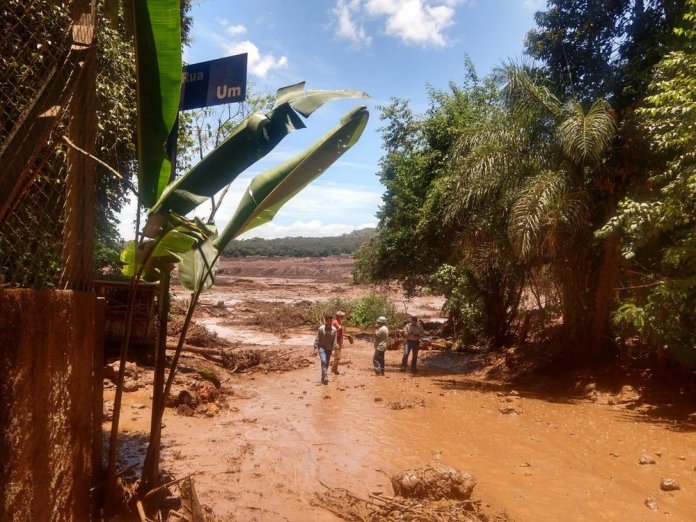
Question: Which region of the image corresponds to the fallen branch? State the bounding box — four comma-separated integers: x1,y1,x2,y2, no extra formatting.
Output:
166,343,224,357
368,493,420,515
90,463,139,492
143,473,197,501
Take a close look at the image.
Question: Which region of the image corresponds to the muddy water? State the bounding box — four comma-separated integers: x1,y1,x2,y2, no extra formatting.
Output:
111,257,696,521
147,339,696,522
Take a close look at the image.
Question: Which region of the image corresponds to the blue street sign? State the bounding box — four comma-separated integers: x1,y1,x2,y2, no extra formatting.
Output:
180,53,247,111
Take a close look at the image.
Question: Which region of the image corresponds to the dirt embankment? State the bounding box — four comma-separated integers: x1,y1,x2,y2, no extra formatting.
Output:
108,256,696,522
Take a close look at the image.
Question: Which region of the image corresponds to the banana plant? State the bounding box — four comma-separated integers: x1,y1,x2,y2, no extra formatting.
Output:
141,104,370,488
105,0,183,509
104,0,370,508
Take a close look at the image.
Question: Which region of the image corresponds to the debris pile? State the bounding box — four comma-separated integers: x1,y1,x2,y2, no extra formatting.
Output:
166,380,228,417
391,464,476,501
221,348,312,373
313,466,494,522
168,319,231,348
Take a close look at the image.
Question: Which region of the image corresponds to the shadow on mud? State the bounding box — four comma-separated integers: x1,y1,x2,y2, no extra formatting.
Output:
416,349,696,432
101,428,150,480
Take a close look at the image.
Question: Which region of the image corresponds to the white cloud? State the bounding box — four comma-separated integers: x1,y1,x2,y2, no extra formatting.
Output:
239,221,375,239
224,40,288,78
224,23,247,37
332,0,467,48
333,0,372,47
213,20,288,78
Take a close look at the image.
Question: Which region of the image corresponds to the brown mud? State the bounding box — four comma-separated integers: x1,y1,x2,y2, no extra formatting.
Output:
107,256,696,521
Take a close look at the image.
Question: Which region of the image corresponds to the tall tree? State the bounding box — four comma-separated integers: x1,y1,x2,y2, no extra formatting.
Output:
526,0,685,107
601,0,696,366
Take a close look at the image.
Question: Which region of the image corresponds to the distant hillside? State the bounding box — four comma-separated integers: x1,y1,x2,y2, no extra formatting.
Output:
222,228,375,257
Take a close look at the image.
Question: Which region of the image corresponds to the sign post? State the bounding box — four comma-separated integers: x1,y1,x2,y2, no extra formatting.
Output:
180,53,248,111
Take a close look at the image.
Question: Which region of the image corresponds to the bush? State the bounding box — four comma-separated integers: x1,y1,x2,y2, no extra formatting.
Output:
305,297,356,325
351,291,397,329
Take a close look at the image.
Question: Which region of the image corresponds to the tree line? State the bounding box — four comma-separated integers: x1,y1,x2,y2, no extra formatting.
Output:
223,228,375,257
354,0,695,369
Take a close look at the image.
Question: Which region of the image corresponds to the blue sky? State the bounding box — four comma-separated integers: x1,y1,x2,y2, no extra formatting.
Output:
118,0,545,240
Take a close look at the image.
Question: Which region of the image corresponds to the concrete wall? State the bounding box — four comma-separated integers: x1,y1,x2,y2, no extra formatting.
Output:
1,289,103,521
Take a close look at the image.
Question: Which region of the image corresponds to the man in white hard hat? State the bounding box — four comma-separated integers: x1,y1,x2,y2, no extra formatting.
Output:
373,316,389,376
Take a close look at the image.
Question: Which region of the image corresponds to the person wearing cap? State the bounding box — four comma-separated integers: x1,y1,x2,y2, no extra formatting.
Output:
373,316,389,375
330,311,346,375
314,314,337,384
401,315,426,373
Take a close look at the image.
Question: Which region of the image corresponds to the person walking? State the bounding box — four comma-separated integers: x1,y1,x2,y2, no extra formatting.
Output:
331,311,346,375
314,314,337,384
401,315,426,373
373,316,389,376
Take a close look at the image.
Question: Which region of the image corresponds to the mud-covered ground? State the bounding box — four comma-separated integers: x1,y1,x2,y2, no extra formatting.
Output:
107,256,696,521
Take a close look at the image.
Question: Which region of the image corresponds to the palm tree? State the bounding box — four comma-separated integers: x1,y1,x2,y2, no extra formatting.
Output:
445,64,617,357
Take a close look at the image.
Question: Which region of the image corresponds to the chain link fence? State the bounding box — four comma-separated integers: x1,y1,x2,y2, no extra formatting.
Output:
0,0,96,289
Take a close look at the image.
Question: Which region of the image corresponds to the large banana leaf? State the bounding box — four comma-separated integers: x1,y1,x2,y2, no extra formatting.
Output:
178,227,219,292
149,83,368,216
120,226,201,281
212,105,369,251
133,0,182,208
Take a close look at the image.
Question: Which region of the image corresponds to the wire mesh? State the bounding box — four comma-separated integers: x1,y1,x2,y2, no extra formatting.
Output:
0,1,93,289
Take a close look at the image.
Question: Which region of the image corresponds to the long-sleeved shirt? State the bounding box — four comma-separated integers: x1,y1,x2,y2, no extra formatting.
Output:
404,322,426,341
314,324,337,350
331,319,344,344
374,325,389,351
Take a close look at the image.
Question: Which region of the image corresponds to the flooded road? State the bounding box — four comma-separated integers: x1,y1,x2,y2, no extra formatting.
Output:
110,257,696,521
149,343,695,521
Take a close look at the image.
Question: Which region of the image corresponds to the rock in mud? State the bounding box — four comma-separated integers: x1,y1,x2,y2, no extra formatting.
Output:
391,464,476,501
639,455,656,465
660,478,681,491
499,406,521,415
195,381,219,403
103,361,139,382
645,497,658,510
122,381,141,392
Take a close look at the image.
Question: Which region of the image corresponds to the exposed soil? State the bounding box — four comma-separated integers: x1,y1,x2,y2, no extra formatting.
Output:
107,256,696,521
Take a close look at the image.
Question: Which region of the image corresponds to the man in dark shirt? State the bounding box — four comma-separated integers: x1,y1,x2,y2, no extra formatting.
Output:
314,314,337,384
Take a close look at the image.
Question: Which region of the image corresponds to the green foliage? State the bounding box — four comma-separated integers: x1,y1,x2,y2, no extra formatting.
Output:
214,106,369,247
150,84,368,217
525,0,685,106
432,265,485,344
120,221,209,281
131,0,182,207
178,225,218,292
305,297,356,326
93,0,193,271
601,0,696,366
350,292,397,329
176,86,274,175
224,228,374,257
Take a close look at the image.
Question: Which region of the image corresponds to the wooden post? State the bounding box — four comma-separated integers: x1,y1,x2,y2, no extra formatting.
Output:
60,0,98,291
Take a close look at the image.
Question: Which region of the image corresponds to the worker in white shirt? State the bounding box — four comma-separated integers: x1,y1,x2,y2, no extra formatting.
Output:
401,315,425,374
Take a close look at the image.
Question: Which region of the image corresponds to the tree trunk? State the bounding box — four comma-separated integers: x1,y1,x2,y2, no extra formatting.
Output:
589,233,620,359
141,271,170,490
558,246,592,358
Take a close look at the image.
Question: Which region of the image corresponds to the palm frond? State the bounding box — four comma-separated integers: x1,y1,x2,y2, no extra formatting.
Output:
558,99,616,165
508,170,589,259
499,63,563,119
